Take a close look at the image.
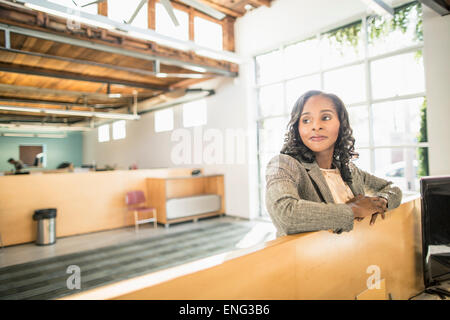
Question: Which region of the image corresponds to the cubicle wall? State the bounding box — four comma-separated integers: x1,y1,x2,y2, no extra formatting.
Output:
62,197,423,300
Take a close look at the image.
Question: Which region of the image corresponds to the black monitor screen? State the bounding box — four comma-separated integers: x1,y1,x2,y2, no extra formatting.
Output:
420,175,450,287
421,176,450,246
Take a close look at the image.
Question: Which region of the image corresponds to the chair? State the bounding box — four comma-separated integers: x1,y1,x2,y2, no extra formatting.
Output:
125,191,157,233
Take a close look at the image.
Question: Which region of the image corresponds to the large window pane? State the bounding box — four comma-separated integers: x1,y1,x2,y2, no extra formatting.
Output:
284,37,320,78
285,74,321,111
320,21,364,69
255,50,283,85
258,84,284,118
374,147,420,192
372,97,424,146
108,0,148,28
194,17,223,51
371,52,424,100
367,3,422,56
98,124,110,142
183,99,207,127
154,108,174,133
155,3,189,41
347,105,369,148
258,117,289,154
112,120,126,140
323,64,366,104
352,148,371,173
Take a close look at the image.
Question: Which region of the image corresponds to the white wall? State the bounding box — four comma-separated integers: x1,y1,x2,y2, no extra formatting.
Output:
422,7,450,176
235,0,367,57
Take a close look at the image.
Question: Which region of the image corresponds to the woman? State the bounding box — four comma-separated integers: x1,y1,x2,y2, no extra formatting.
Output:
265,90,402,237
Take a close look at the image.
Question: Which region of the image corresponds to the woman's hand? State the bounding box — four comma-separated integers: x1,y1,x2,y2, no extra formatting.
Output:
369,197,388,225
346,195,387,224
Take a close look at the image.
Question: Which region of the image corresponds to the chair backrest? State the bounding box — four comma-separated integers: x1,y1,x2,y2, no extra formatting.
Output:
126,190,146,206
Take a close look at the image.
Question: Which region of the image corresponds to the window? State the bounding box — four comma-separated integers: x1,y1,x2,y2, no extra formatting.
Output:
284,37,320,78
183,99,207,128
255,49,283,85
155,2,189,41
371,51,425,99
154,108,174,132
255,2,426,217
258,83,284,117
98,124,110,142
108,0,148,28
194,17,223,51
112,120,126,140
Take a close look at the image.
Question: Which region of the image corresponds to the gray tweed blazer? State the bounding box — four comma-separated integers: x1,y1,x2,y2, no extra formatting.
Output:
265,154,402,237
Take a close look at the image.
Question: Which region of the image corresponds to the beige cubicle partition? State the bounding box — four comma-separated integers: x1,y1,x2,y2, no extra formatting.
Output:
0,168,201,247
62,197,424,300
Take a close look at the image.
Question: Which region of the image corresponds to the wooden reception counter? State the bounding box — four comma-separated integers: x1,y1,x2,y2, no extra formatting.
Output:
0,168,204,247
62,196,424,300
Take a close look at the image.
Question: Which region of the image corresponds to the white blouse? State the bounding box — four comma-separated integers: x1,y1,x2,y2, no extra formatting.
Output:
320,167,355,204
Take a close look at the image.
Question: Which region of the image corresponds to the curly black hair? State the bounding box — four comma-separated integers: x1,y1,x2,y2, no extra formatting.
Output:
280,90,359,184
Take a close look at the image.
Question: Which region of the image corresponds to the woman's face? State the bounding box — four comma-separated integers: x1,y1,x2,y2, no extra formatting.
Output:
298,95,340,155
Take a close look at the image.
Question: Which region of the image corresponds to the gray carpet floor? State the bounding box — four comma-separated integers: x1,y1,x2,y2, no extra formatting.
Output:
0,221,252,300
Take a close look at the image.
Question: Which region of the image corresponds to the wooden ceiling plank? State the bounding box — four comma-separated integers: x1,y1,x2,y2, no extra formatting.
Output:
185,0,244,17
229,0,251,11
169,77,213,90
248,0,271,7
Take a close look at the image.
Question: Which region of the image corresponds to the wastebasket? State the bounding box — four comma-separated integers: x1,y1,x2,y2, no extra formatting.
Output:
33,208,57,246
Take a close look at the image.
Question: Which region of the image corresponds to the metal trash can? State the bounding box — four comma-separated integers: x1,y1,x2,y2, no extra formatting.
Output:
33,208,57,246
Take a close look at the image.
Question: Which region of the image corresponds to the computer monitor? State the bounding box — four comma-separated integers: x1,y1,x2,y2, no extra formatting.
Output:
420,175,450,288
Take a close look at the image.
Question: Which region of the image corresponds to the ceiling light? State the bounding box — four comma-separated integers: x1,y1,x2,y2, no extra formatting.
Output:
107,93,123,98
0,123,91,132
36,133,67,138
244,4,254,11
0,105,139,120
2,132,35,137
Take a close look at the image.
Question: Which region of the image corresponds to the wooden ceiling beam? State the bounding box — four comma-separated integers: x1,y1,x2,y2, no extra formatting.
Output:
188,0,244,17
0,115,82,124
0,83,139,100
0,96,122,109
248,0,271,7
0,62,169,91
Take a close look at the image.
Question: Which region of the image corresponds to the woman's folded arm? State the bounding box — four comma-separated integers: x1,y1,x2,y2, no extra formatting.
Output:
265,156,354,236
351,164,403,210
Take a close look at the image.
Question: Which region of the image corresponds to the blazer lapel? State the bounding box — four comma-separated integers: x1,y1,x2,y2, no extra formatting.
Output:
347,169,364,197
301,161,336,204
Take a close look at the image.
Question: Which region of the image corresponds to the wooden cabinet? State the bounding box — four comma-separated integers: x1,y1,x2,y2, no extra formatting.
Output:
146,175,225,227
